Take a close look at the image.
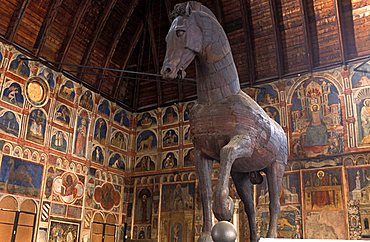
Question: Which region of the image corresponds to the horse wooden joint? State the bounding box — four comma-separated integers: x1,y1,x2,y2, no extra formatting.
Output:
161,2,288,242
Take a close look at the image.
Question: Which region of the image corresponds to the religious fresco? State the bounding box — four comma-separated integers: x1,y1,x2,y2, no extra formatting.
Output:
73,109,90,158
111,129,128,150
256,84,279,106
183,148,195,167
53,172,84,204
162,129,179,148
91,145,105,165
50,129,68,153
98,99,111,117
54,104,72,127
114,109,130,128
289,77,344,158
0,155,43,198
162,106,178,125
79,89,94,111
49,220,79,242
352,64,370,88
137,130,157,152
256,172,302,239
160,183,195,242
347,166,370,238
135,156,156,172
94,182,121,210
59,80,76,103
183,126,192,144
26,108,47,145
137,111,157,129
8,54,30,78
108,153,126,171
263,106,281,124
134,188,152,224
0,109,21,137
162,152,178,169
183,102,195,122
2,81,24,107
24,76,50,108
38,67,56,90
94,117,107,144
302,168,346,239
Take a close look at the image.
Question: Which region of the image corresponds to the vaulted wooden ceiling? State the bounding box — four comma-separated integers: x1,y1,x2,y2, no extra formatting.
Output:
0,0,369,111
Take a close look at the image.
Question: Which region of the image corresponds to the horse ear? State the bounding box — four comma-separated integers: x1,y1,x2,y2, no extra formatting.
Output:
185,2,192,16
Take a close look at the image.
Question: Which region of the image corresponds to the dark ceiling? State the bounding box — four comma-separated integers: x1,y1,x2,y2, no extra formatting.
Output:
0,0,369,111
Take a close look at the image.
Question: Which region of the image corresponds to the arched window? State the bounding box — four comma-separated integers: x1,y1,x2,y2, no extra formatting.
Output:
92,213,117,242
0,197,37,242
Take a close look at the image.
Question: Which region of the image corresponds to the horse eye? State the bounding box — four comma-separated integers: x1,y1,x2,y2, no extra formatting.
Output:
176,30,185,37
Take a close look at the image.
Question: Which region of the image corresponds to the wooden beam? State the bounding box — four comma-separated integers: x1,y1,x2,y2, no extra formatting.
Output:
299,0,314,72
215,0,224,26
113,21,144,99
334,0,346,64
6,0,31,42
103,0,139,69
268,0,284,78
56,0,91,69
33,0,64,56
79,0,117,76
147,4,163,106
239,0,255,84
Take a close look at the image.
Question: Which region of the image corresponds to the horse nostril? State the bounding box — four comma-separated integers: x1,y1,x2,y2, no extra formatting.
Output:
165,67,172,73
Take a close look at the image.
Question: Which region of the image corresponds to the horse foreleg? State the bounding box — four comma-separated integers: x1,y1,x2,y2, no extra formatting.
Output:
265,161,285,238
213,135,253,221
195,148,213,242
231,171,258,242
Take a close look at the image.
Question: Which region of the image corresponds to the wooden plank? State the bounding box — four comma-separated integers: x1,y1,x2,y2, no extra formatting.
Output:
103,0,139,69
5,0,31,42
33,0,64,56
56,0,92,69
268,0,284,78
239,0,255,84
79,0,118,74
298,0,314,72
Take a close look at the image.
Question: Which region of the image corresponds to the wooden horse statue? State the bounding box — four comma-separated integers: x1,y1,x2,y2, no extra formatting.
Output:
161,2,287,242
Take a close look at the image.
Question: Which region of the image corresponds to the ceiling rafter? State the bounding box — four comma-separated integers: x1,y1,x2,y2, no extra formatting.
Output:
299,0,314,72
334,0,347,64
215,0,224,25
147,2,163,106
33,0,64,56
79,0,118,77
268,0,284,78
56,0,92,69
103,0,139,69
240,0,255,84
113,21,145,100
6,0,31,42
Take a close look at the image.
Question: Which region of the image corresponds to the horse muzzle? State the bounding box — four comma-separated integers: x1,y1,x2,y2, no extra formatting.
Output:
161,65,186,80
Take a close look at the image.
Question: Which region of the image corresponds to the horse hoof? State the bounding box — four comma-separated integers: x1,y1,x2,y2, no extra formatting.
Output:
198,233,213,242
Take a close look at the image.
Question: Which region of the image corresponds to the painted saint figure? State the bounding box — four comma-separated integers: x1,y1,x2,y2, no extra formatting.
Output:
75,118,88,157
304,104,328,147
361,99,370,144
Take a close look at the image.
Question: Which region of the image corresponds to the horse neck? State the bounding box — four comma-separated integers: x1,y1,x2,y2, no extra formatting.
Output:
195,18,240,104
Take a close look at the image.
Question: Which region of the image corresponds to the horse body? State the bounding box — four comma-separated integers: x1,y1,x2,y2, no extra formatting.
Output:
162,2,287,242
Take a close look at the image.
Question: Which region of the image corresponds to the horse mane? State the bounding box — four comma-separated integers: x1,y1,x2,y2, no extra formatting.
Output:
170,1,217,21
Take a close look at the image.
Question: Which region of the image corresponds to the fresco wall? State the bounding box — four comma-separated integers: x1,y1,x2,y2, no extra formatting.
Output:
0,41,133,242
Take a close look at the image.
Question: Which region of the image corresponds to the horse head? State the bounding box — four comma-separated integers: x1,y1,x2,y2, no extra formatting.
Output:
161,2,202,80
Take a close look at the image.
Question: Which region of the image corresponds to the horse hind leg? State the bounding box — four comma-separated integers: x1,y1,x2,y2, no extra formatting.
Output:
231,171,259,242
265,160,286,238
195,148,214,242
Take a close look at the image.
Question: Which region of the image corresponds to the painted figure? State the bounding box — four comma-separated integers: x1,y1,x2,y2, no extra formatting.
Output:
94,118,107,143
98,99,110,117
92,146,104,164
0,110,20,136
9,54,30,77
163,152,177,169
39,68,55,90
51,131,67,152
163,130,178,147
80,90,93,111
75,116,88,157
59,80,75,102
137,131,157,152
2,82,24,107
304,104,328,147
114,109,130,128
163,107,178,124
361,99,370,144
27,109,46,144
111,131,127,150
55,105,71,126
